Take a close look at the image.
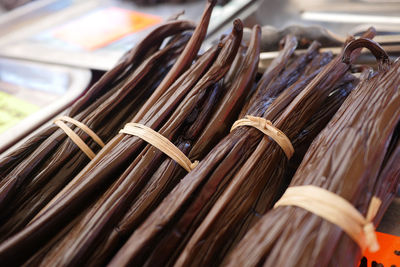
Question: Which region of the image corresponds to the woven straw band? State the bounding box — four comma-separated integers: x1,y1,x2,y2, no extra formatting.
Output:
54,116,105,160
119,123,199,172
274,185,381,252
231,115,294,159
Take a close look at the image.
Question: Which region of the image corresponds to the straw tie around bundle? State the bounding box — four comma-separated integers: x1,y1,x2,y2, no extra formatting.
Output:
274,185,381,252
54,116,105,160
119,123,199,172
231,115,294,159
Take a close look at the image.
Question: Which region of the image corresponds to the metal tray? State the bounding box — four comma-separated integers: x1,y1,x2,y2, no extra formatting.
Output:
0,0,257,70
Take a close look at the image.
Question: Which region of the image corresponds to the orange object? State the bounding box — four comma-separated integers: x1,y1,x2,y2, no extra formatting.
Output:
53,7,162,50
361,232,400,266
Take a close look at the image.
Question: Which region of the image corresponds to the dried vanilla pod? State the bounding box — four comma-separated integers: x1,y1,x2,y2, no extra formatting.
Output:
281,72,357,182
373,135,400,223
224,38,400,267
223,43,248,89
131,0,217,123
238,35,298,118
190,25,260,159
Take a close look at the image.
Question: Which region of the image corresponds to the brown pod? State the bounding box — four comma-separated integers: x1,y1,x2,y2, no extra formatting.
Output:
131,0,217,122
224,37,400,267
189,25,261,160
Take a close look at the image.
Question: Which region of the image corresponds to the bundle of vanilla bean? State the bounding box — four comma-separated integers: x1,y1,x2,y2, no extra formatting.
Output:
224,40,400,267
16,23,254,266
106,30,376,267
1,0,398,265
0,20,195,242
18,20,247,267
0,0,254,264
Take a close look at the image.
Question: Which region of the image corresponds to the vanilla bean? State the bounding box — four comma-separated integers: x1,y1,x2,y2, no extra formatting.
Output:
238,35,297,118
224,36,400,267
131,0,217,122
190,25,261,159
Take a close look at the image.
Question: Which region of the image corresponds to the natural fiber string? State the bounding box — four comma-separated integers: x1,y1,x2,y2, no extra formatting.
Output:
274,185,382,252
54,116,105,160
119,123,199,172
231,115,294,159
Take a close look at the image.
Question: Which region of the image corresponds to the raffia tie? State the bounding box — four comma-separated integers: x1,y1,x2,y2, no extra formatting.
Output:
119,123,198,172
274,185,382,253
54,116,105,160
231,115,294,159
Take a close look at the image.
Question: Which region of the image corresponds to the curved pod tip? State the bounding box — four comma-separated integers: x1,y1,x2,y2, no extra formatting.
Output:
342,37,390,68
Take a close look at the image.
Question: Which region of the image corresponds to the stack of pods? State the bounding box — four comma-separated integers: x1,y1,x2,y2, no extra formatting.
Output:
0,1,399,266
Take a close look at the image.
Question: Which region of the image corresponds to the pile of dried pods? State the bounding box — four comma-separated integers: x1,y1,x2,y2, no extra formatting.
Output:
0,19,195,242
0,1,398,266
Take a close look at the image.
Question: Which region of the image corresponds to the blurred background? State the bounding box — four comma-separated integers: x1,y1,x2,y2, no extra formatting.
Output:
0,0,399,154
